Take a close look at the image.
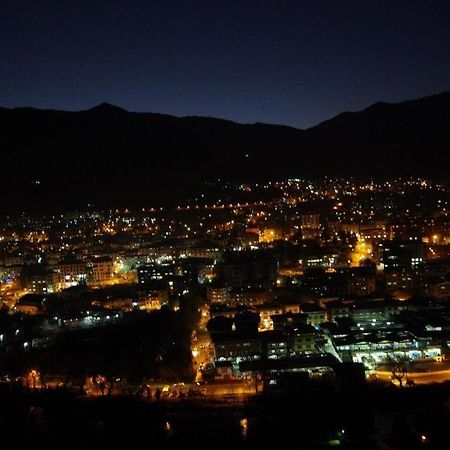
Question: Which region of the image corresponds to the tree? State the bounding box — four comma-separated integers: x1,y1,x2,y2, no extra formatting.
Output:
388,356,409,388
93,374,109,396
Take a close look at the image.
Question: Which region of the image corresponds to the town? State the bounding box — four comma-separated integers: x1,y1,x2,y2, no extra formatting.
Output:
1,176,449,398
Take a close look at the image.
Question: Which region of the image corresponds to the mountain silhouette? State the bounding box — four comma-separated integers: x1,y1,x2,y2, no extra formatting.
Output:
1,91,449,211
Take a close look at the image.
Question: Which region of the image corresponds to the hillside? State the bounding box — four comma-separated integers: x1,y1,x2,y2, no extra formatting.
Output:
1,91,449,211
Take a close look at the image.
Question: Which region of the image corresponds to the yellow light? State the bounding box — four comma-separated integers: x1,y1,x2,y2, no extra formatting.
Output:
240,418,248,439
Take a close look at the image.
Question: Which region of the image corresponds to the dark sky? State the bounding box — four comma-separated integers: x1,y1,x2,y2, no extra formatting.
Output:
1,0,450,128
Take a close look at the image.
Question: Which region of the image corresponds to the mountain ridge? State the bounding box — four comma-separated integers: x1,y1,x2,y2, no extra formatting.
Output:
1,91,449,211
5,89,449,128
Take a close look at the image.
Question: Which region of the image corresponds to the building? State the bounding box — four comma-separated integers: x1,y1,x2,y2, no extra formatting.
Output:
54,260,88,289
137,293,164,311
259,228,283,243
422,277,450,299
291,324,321,353
239,354,339,382
326,300,351,322
385,268,414,293
300,213,320,230
359,222,389,241
19,266,60,294
271,312,308,332
299,254,343,270
300,303,327,328
88,257,113,284
217,252,277,287
379,240,424,271
103,298,134,311
255,303,301,331
207,285,231,305
212,332,263,367
300,269,347,297
264,331,289,359
334,330,441,366
346,267,377,296
256,304,287,331
350,299,402,327
183,240,223,260
0,264,22,283
229,287,272,307
137,263,175,284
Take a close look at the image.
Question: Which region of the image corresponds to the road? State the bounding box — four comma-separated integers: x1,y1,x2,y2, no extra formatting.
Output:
375,369,450,385
191,327,214,382
204,381,256,395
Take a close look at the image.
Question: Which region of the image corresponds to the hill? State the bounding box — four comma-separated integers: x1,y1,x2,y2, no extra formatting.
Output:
1,91,449,211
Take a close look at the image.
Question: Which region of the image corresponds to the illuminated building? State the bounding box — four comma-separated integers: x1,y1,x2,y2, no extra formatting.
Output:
88,257,113,284
385,268,414,293
334,330,441,365
350,298,402,327
207,285,231,304
265,331,289,359
54,260,88,289
259,228,283,243
256,303,301,331
256,304,285,331
137,292,165,311
184,242,222,260
229,287,271,306
300,213,320,229
379,240,424,270
291,324,320,353
19,266,59,294
103,298,134,311
300,213,321,239
138,263,174,284
300,303,327,328
212,332,263,366
239,354,339,380
299,254,341,269
359,221,389,240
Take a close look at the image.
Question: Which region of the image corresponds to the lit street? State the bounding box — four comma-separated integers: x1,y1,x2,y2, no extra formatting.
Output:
375,368,450,385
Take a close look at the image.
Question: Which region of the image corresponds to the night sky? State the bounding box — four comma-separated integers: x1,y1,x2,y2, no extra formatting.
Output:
1,0,450,128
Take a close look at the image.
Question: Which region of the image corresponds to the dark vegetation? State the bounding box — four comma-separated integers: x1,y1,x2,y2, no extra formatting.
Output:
0,378,449,449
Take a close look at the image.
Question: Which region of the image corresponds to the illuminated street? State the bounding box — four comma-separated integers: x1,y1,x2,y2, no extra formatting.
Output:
375,369,450,385
350,238,373,267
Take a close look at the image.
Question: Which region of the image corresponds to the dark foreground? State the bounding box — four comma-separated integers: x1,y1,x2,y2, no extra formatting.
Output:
1,380,449,450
